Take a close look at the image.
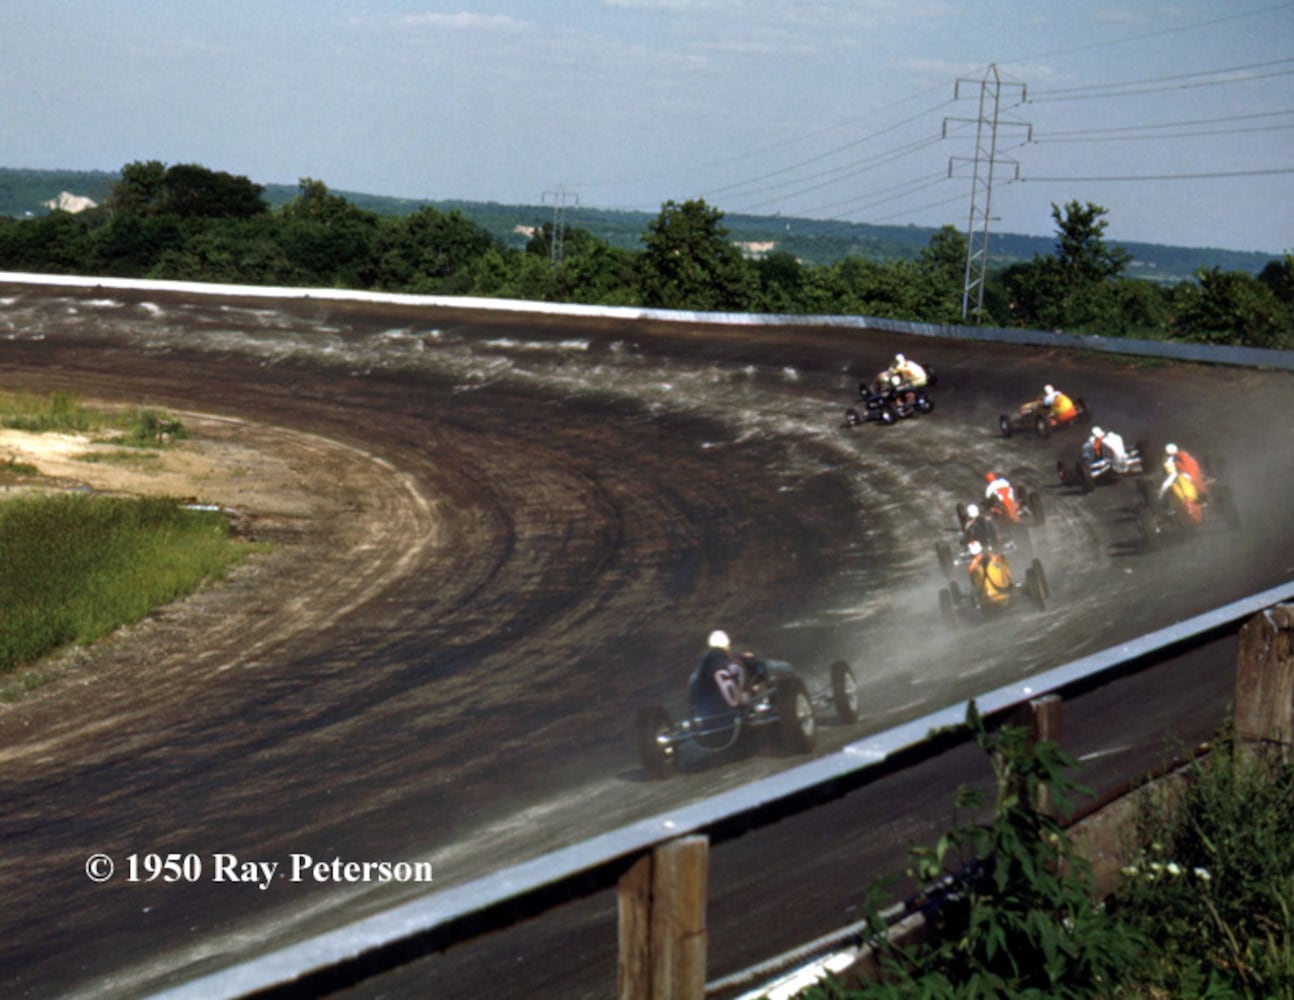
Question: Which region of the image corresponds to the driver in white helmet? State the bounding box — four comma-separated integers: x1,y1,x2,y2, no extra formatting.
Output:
1088,425,1131,473
884,352,928,390
960,502,1000,550
696,630,765,710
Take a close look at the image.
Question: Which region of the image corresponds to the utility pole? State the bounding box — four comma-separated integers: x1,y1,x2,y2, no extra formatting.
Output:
945,65,1029,322
542,185,579,265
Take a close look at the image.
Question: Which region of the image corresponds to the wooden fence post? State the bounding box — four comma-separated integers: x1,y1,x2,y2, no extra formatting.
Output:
1014,693,1063,818
1235,603,1294,757
617,835,709,1000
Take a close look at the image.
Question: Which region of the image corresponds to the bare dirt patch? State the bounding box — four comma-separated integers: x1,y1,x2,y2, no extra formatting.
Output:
0,409,439,716
0,413,319,519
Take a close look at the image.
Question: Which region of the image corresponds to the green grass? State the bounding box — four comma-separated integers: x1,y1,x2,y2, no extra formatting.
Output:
0,456,39,477
0,493,258,675
0,390,187,445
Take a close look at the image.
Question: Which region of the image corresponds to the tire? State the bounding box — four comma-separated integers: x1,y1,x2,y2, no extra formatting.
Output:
1076,399,1091,424
939,587,958,630
879,404,897,426
1137,477,1155,507
844,407,862,428
1025,567,1047,611
1139,505,1161,551
1031,557,1050,600
1027,489,1046,525
914,393,934,415
1034,413,1050,438
999,414,1013,438
831,660,860,724
955,502,969,528
775,677,816,754
1214,484,1242,530
936,541,955,579
1078,462,1095,494
635,705,676,780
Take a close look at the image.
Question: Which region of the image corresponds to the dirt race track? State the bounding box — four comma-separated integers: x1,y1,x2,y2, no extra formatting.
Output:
0,281,1292,998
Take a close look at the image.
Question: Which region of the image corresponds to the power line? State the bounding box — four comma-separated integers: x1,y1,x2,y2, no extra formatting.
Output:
1029,61,1294,103
1034,123,1294,144
792,172,948,219
1036,108,1294,139
724,135,948,213
701,100,954,204
998,1,1291,66
1021,166,1294,182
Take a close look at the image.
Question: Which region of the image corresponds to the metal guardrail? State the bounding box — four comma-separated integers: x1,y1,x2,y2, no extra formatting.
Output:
147,580,1294,999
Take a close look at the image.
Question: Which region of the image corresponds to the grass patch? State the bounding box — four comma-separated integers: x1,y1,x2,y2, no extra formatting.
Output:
0,493,259,674
0,390,187,446
77,450,162,465
0,456,39,478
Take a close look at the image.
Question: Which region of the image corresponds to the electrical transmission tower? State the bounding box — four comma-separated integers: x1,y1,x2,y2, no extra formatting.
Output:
945,65,1030,321
542,185,579,265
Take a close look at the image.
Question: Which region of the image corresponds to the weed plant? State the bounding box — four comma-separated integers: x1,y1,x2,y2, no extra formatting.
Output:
1112,729,1294,998
808,709,1294,998
0,493,252,672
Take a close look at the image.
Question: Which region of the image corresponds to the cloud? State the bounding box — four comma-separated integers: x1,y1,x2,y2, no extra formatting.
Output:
397,12,528,32
601,0,695,8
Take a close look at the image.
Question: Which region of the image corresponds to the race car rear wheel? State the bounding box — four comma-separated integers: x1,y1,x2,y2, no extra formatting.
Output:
1034,413,1051,438
1026,489,1046,525
1138,506,1161,551
1030,558,1050,600
844,407,862,428
831,660,860,724
1078,462,1096,494
935,541,955,579
635,705,676,780
939,587,958,630
999,414,1013,438
1025,567,1047,611
914,393,934,415
1214,484,1242,530
775,677,815,754
879,404,897,426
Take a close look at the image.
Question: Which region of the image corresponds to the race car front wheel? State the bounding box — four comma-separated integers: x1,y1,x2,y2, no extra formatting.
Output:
775,678,815,754
831,661,860,724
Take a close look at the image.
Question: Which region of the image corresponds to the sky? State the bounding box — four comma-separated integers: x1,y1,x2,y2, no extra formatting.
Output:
3,1,1292,254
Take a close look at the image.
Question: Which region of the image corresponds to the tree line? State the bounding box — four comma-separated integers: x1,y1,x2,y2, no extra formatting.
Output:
0,161,1290,349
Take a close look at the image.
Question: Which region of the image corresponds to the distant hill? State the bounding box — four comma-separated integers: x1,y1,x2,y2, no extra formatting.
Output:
0,167,1278,284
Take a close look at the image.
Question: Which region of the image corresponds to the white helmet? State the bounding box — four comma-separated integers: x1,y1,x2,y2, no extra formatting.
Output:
966,503,980,518
1091,426,1104,439
968,540,983,556
1165,443,1178,456
708,629,730,649
895,353,905,365
1044,384,1054,395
